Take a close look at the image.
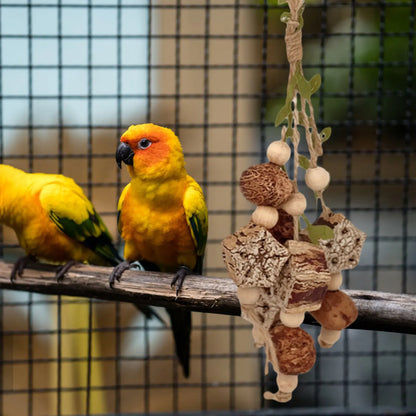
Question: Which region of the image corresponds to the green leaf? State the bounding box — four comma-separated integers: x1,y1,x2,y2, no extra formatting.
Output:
277,0,288,5
297,73,321,100
301,214,334,245
280,12,291,23
320,126,332,142
309,74,321,96
274,101,291,127
297,75,311,100
307,224,334,245
298,154,310,169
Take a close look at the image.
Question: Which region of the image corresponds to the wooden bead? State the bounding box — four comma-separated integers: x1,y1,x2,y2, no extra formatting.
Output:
328,272,343,291
263,374,299,403
266,140,291,166
318,328,341,349
276,373,298,403
280,192,307,216
237,286,260,306
279,311,305,328
251,206,279,229
305,166,330,191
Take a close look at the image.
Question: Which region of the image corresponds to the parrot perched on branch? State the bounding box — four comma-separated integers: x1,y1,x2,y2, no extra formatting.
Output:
109,123,208,378
0,163,127,414
0,164,160,325
0,163,123,279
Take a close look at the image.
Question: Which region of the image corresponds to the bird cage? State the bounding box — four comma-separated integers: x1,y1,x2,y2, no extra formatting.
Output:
0,1,415,415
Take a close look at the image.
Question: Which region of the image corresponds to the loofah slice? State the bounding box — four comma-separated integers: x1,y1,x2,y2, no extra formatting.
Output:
240,163,294,208
269,324,316,375
222,222,290,288
316,211,366,273
276,240,330,314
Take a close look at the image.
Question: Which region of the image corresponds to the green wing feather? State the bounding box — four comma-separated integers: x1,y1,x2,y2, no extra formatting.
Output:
183,179,208,274
39,180,122,266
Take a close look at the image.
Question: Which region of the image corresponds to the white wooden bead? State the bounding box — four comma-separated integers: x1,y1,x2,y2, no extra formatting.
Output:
279,311,305,328
237,286,261,306
251,206,279,229
267,141,291,166
318,328,341,348
305,167,330,192
280,192,307,216
276,374,298,403
328,272,343,291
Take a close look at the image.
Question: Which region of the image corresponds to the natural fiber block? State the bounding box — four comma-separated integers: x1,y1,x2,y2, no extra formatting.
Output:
276,240,330,313
222,222,290,287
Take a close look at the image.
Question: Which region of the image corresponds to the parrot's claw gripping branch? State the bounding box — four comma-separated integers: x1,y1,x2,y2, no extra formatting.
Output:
55,260,79,281
171,265,192,296
10,255,37,282
108,260,133,287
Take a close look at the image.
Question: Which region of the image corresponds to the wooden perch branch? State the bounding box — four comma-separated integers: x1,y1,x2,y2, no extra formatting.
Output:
0,260,415,334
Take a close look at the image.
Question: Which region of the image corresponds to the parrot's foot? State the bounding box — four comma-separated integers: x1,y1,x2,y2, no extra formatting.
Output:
171,266,191,296
109,260,132,287
56,260,78,281
11,255,37,282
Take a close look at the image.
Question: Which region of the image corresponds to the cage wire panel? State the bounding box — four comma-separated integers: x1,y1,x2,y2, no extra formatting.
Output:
0,0,415,415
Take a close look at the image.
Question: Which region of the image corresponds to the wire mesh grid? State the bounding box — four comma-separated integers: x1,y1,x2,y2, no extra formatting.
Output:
0,0,415,414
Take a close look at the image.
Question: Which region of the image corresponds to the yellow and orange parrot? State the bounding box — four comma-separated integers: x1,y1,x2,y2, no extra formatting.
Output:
0,163,123,278
0,163,129,414
110,123,208,377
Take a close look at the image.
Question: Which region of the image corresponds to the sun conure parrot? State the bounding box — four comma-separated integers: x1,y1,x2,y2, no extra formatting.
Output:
0,163,123,278
0,163,127,414
110,123,208,378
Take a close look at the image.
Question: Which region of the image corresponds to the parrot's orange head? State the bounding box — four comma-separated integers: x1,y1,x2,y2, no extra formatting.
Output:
116,123,186,180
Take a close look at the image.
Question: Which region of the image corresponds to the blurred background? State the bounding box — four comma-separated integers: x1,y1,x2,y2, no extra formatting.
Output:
0,0,415,414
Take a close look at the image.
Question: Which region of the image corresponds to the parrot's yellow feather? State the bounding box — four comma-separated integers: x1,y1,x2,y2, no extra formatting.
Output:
0,164,120,266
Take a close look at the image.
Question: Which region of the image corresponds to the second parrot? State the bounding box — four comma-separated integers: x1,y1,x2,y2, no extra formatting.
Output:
110,123,208,378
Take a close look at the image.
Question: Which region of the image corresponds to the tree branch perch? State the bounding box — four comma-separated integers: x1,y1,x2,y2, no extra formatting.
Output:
0,260,415,334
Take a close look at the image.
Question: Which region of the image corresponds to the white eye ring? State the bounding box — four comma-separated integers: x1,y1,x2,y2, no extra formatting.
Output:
138,138,152,149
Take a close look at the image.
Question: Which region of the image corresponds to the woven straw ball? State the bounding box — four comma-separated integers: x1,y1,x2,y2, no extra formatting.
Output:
240,163,293,208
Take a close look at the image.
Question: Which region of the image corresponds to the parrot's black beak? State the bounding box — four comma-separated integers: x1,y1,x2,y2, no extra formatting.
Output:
116,142,134,168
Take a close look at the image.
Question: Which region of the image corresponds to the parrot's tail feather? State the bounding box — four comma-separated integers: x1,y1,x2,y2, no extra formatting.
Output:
138,261,192,377
166,308,191,378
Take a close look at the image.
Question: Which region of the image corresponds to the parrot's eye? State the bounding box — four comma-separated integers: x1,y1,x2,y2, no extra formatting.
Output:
138,138,152,150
